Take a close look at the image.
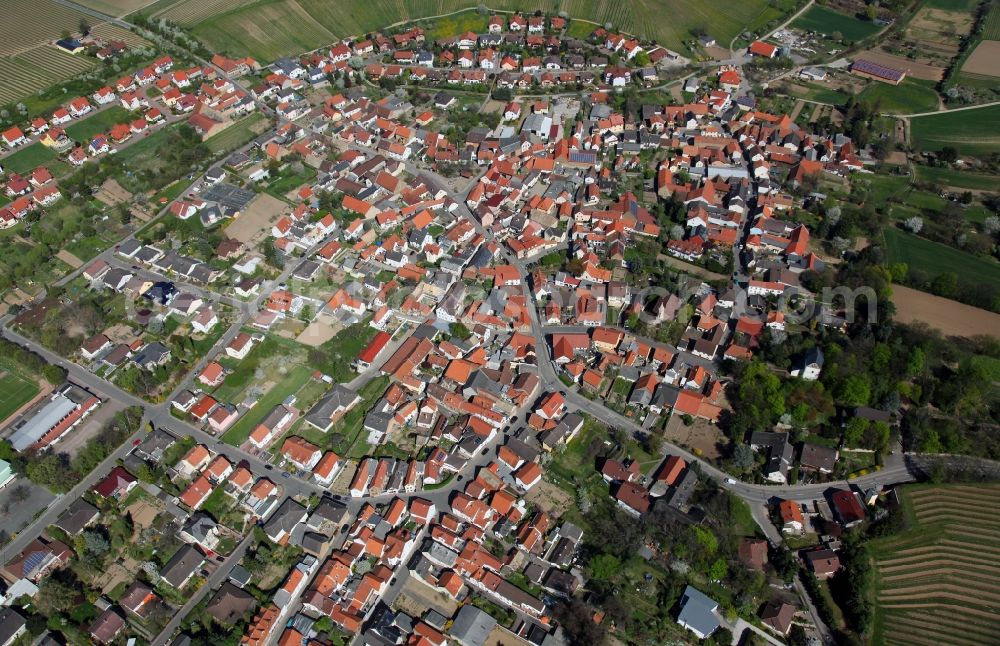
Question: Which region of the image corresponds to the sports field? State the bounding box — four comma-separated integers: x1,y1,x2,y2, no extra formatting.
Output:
910,104,1000,155
791,5,882,43
153,0,797,62
884,227,1000,289
0,371,40,424
871,484,1000,646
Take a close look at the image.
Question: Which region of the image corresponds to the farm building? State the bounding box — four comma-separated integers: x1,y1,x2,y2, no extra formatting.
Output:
851,59,906,85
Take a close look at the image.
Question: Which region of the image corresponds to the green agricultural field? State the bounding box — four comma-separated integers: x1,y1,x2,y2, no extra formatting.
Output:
924,0,980,10
870,484,1000,646
884,227,1000,288
981,0,1000,40
176,0,798,62
65,106,132,142
860,79,940,115
911,104,1000,155
791,5,882,42
780,80,851,105
0,371,40,423
914,166,1000,191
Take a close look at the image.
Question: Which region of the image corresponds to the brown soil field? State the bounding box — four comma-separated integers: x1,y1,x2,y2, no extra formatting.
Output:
525,480,574,517
790,99,806,121
665,414,725,459
124,498,161,527
95,178,132,206
890,285,1000,338
224,193,287,245
861,49,945,81
909,7,974,39
393,574,458,617
297,314,341,347
961,40,1000,78
56,249,83,269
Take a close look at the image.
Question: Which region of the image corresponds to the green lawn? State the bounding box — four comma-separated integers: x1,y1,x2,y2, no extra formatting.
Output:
914,165,1000,191
206,113,269,154
565,19,596,39
860,79,939,115
0,372,40,423
2,143,65,176
427,12,487,40
152,181,190,206
115,123,173,163
791,5,882,42
65,107,132,142
783,81,851,105
221,364,314,446
266,166,318,199
200,486,233,521
911,104,1000,155
291,376,389,458
883,227,1000,288
212,335,306,403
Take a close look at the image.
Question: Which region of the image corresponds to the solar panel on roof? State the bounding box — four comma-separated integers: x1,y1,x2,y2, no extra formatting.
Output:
852,59,904,81
23,552,46,576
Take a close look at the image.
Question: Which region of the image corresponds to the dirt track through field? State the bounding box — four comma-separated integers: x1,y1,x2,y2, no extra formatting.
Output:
891,285,1000,338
